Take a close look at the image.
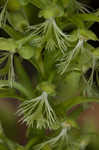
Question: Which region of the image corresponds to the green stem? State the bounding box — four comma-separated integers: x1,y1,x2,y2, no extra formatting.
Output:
14,56,33,97
25,137,41,150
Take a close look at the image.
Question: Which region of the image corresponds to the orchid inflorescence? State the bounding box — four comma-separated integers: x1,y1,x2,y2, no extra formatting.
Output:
0,0,99,149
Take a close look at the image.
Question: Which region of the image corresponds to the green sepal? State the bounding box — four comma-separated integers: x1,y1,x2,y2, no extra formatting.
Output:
17,44,34,59
0,38,17,52
37,81,56,95
39,4,64,19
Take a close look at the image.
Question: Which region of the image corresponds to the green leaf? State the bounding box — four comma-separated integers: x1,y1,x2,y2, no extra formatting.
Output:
79,29,98,41
76,13,99,22
58,96,99,113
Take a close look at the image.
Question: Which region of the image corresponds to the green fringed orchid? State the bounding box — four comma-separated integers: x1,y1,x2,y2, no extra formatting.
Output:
0,0,99,149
